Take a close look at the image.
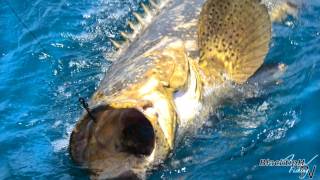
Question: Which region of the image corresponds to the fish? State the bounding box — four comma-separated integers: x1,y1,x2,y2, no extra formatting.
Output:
69,0,299,179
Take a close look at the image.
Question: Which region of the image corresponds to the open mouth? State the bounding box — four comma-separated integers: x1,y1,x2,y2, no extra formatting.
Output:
69,107,156,178
119,108,155,156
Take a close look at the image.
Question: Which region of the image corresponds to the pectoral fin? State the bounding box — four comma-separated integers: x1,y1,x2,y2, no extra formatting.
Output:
198,0,271,84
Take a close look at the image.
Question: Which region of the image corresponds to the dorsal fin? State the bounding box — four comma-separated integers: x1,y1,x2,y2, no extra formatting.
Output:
198,0,271,84
109,0,170,53
110,39,122,49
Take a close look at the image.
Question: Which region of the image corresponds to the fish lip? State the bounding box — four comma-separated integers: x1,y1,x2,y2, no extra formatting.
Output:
69,116,91,164
68,102,110,164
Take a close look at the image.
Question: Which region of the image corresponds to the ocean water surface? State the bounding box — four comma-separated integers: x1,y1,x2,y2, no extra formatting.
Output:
0,0,320,179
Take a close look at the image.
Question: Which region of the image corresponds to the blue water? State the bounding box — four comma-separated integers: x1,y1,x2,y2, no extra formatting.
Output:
0,0,320,179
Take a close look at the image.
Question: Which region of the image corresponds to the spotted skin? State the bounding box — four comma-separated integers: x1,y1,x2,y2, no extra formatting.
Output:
198,0,271,84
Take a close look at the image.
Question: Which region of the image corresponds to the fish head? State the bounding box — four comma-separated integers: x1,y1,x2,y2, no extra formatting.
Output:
69,96,174,179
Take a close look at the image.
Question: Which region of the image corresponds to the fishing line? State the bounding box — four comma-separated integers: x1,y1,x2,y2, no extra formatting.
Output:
5,0,96,121
4,0,51,57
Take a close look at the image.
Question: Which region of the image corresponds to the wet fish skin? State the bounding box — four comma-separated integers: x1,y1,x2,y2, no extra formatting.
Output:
69,0,299,179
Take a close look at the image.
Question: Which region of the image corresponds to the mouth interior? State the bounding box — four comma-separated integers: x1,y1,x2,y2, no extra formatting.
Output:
120,109,155,156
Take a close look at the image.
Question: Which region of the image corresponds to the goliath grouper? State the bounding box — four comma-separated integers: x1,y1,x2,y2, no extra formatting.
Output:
69,0,298,179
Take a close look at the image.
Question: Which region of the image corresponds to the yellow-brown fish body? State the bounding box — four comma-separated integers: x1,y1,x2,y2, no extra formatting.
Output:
69,0,298,179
